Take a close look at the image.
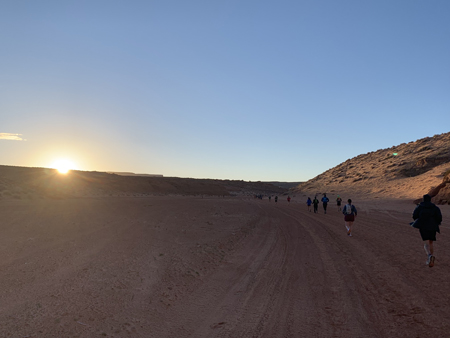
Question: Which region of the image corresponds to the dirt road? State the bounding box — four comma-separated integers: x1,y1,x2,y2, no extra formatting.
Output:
1,196,449,337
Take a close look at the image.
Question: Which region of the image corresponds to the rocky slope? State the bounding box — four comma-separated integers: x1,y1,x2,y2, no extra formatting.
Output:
292,132,450,204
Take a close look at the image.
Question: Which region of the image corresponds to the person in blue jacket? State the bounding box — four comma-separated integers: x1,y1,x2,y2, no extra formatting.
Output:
321,194,329,214
412,194,442,267
342,199,357,237
306,197,312,212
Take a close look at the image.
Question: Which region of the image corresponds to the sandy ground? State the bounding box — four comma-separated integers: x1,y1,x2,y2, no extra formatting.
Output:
1,196,450,337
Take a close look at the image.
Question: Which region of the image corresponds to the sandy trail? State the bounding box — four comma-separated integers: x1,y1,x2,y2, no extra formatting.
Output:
1,196,450,337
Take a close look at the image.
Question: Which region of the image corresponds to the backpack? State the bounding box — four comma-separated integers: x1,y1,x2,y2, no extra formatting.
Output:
345,204,353,214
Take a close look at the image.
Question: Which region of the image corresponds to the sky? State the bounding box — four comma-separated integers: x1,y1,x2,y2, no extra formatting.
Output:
1,0,449,182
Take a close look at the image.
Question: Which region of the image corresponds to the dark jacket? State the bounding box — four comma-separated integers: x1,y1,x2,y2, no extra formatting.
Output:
413,201,442,233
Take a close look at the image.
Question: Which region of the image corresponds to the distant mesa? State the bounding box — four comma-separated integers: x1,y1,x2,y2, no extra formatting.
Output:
107,172,163,177
0,165,286,199
266,181,303,189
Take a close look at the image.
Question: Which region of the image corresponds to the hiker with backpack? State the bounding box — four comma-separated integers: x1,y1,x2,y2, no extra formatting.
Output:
343,199,357,236
312,196,319,213
412,194,442,267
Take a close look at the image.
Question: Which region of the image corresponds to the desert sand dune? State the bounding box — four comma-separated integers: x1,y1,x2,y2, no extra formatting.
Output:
0,195,449,337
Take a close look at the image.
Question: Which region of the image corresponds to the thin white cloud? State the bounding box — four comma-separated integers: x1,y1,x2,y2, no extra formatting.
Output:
0,133,25,141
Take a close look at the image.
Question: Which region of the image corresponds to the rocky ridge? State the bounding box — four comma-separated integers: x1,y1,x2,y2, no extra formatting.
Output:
293,132,450,204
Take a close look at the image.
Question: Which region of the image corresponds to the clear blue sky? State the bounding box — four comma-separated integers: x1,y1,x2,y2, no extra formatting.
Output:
1,0,449,181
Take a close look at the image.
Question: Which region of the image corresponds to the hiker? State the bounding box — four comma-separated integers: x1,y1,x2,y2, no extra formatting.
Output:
343,199,357,237
321,193,329,214
287,196,291,203
275,196,278,203
412,194,442,267
312,196,319,213
336,195,342,211
269,195,271,202
306,197,312,212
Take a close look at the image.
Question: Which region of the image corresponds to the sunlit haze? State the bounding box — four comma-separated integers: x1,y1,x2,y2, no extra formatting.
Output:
1,1,449,181
51,159,77,174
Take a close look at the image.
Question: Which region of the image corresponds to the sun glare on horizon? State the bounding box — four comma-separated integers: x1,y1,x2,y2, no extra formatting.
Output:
51,159,77,174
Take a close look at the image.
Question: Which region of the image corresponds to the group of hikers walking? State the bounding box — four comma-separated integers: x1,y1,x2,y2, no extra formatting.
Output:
306,193,336,214
305,193,442,268
305,194,357,236
267,192,443,267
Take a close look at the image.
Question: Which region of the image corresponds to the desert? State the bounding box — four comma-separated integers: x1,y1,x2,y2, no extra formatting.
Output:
1,133,450,337
3,2,449,336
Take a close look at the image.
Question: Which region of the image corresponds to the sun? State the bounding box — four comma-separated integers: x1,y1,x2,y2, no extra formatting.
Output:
52,159,76,174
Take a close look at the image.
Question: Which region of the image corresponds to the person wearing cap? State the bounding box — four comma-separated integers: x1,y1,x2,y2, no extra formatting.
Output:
412,194,442,267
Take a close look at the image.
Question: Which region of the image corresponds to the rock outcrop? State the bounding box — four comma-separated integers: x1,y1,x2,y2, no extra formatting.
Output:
292,132,450,204
431,170,450,205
